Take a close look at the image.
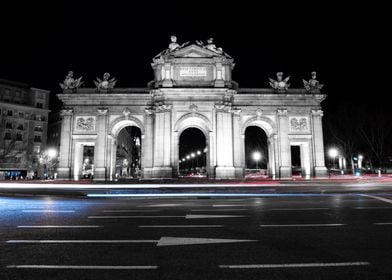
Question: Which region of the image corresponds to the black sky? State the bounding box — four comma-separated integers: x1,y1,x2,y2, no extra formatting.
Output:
0,1,387,113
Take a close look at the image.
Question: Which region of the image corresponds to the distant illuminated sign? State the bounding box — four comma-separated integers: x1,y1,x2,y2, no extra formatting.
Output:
179,67,207,77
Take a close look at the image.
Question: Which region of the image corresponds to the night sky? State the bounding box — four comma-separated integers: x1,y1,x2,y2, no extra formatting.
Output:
1,1,390,164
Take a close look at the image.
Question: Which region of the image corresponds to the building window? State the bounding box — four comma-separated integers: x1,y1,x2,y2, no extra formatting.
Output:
34,135,42,142
36,103,43,108
4,132,11,140
19,112,24,118
34,145,41,154
16,133,22,141
17,124,24,130
34,125,43,132
6,122,13,129
7,110,13,116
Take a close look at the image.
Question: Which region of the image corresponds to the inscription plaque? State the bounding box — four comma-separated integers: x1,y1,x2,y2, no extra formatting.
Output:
179,67,207,77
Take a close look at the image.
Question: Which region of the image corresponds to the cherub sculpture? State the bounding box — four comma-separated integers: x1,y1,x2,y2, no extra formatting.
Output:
59,71,83,90
168,35,180,51
204,37,223,54
269,72,290,91
303,71,324,92
94,72,117,90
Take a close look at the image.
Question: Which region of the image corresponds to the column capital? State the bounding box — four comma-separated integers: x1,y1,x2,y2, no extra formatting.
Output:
97,107,108,115
311,109,324,117
60,108,73,116
277,108,288,115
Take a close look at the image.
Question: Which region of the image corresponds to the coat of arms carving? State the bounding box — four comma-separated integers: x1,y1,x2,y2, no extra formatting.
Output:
76,117,95,131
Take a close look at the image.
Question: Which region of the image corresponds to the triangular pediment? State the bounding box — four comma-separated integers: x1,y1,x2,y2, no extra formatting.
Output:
172,44,219,58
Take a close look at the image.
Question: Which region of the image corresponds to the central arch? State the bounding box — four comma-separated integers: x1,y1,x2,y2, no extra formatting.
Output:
174,113,212,178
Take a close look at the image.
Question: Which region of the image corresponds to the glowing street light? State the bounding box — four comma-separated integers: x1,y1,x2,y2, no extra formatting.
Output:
197,150,201,155
47,148,57,159
252,151,262,169
328,148,339,169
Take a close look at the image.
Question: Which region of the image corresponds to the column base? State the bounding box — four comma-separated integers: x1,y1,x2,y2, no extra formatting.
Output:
57,167,70,179
162,79,173,87
279,166,292,179
93,167,107,181
234,167,245,179
145,167,173,178
215,166,236,179
214,79,225,87
315,166,328,178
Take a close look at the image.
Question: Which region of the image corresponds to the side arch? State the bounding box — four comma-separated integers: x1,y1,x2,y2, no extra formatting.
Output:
241,116,276,137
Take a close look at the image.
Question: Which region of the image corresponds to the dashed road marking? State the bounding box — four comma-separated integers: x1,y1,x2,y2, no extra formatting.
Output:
219,261,370,269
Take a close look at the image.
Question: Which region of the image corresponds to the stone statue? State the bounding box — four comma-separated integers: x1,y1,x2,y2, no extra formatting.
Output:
168,35,180,51
59,71,83,90
205,38,223,54
94,72,117,90
303,71,324,92
269,72,290,91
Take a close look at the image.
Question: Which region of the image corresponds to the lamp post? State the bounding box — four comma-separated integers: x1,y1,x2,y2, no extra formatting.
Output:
252,151,262,170
196,150,201,169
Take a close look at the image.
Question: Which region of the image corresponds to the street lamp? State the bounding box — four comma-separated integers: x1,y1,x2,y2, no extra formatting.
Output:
252,151,262,169
328,148,338,169
196,150,201,168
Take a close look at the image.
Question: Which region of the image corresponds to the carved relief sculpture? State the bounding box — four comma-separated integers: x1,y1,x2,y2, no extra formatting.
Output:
59,71,83,90
290,117,308,131
76,117,95,131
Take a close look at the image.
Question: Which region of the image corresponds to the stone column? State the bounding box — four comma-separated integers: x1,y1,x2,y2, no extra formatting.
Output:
152,106,172,178
141,111,154,178
94,108,108,180
312,110,328,177
162,63,173,87
268,137,276,178
214,62,225,87
277,109,292,178
232,110,244,178
215,107,235,178
57,109,73,179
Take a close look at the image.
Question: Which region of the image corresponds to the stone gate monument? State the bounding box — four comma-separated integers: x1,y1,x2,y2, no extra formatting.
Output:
57,37,328,180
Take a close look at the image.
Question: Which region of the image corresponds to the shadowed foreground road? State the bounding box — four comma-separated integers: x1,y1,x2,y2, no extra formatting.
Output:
1,192,392,279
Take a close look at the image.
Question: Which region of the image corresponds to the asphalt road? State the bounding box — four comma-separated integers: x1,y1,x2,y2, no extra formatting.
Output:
1,192,392,279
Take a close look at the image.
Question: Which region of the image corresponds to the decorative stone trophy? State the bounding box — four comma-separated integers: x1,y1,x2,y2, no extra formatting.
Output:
269,72,290,92
59,71,83,90
94,72,117,91
303,71,324,93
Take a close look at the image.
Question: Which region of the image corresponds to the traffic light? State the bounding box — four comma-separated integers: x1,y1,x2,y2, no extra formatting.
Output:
352,155,361,176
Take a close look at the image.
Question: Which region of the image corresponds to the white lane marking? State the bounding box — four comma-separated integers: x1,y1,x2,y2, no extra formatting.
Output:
156,237,257,246
271,208,330,211
7,237,257,247
139,225,224,228
7,265,158,270
354,206,392,209
89,214,247,219
22,210,75,213
219,262,370,269
138,204,184,207
186,214,247,219
102,210,160,213
260,224,344,227
374,222,392,225
17,225,102,228
213,204,249,207
88,215,183,219
6,240,157,244
191,209,248,212
360,194,392,205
